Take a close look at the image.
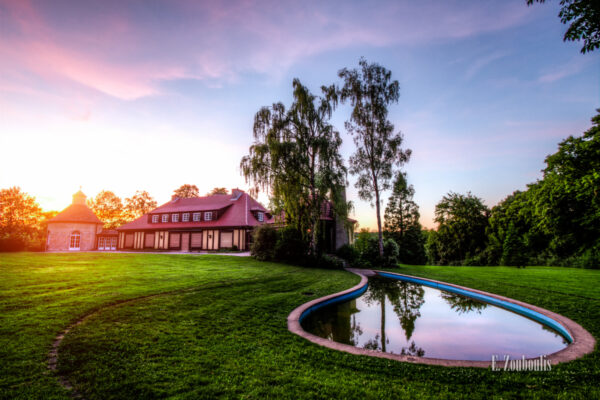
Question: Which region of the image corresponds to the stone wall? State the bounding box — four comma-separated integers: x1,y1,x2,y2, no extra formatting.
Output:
46,222,101,251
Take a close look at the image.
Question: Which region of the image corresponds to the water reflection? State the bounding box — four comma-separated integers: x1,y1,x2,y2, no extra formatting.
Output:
301,276,568,361
441,292,488,315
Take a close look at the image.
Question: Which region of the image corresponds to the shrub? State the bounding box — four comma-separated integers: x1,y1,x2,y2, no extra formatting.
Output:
336,244,359,266
250,225,278,261
353,235,400,268
316,254,345,270
274,227,308,263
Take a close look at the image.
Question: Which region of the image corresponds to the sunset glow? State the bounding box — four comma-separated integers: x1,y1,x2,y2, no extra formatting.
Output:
0,0,598,229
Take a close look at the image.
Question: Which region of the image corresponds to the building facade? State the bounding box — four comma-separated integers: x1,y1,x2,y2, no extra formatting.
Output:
46,190,106,251
117,189,271,251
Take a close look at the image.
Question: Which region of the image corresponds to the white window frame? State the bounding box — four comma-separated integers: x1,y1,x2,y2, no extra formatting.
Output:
193,212,201,222
152,215,159,223
162,214,168,223
172,213,179,222
182,213,190,222
69,231,81,250
204,211,213,221
257,212,264,222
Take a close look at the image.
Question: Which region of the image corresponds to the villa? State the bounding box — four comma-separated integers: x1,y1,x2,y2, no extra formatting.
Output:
46,188,355,253
116,189,270,251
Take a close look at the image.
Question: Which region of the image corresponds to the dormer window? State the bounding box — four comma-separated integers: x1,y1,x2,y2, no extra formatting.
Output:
193,212,201,222
257,211,264,222
152,215,158,223
182,213,189,222
205,212,213,221
172,213,179,222
162,214,168,223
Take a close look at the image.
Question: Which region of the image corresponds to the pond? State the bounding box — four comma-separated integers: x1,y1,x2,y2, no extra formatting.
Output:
301,276,569,361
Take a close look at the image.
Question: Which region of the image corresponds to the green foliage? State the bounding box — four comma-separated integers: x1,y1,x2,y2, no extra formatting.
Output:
274,226,309,262
241,79,346,255
250,225,278,261
483,110,600,267
207,187,228,195
0,187,46,251
251,225,341,269
124,190,157,220
336,58,411,257
430,192,490,265
336,243,359,266
315,254,346,269
88,190,127,229
353,231,400,268
172,184,200,198
384,173,426,264
527,0,600,53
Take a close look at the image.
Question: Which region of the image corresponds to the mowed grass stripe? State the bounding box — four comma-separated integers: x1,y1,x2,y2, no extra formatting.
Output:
1,253,599,399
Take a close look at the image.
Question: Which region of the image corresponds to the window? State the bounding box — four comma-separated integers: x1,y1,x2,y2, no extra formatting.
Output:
172,213,179,222
257,212,264,222
182,213,190,222
162,214,168,223
205,212,213,221
69,231,80,250
193,212,201,222
152,215,158,223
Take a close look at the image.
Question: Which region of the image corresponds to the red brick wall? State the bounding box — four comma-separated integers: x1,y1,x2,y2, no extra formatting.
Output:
46,222,101,251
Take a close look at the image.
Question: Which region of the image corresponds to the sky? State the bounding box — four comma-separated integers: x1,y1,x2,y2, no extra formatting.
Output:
0,0,598,230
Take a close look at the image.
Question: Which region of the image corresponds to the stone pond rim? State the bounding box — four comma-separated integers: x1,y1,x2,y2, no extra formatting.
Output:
287,268,596,368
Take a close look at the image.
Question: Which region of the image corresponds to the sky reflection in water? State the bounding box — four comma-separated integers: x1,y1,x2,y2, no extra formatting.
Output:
301,276,568,361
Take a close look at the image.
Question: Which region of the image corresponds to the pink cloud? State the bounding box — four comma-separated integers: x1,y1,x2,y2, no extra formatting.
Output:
0,0,535,101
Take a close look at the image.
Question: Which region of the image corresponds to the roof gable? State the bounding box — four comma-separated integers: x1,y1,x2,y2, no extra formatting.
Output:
49,204,102,224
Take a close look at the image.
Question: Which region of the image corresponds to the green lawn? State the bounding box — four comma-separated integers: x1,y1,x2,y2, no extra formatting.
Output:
0,254,599,399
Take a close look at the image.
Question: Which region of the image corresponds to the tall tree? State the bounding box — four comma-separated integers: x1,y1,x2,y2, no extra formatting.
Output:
533,110,600,258
527,0,600,53
337,58,411,257
173,184,200,199
0,187,43,251
241,79,346,255
433,192,490,265
207,187,228,195
384,173,426,264
124,190,157,220
88,191,125,229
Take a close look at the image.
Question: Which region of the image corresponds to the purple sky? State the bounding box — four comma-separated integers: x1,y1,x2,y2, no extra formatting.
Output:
0,0,598,229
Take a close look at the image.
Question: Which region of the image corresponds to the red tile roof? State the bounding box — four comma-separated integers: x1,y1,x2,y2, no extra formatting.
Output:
49,204,103,224
118,191,271,231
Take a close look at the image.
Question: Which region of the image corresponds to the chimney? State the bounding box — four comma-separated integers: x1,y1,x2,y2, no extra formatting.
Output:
231,188,244,201
72,190,86,205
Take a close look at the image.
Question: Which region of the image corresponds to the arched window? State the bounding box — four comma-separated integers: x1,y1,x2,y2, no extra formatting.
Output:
70,231,81,250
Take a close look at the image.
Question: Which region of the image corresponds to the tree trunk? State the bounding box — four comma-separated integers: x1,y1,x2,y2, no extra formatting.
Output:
380,295,386,352
374,182,384,258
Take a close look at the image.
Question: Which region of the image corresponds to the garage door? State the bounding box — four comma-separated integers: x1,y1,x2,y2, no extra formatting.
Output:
125,234,134,248
170,233,180,248
191,233,202,248
145,232,155,248
220,231,233,248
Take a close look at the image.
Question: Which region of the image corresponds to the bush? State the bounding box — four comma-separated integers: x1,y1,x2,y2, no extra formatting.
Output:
274,227,308,263
353,234,400,268
250,225,278,261
315,254,345,270
0,236,27,252
336,244,359,266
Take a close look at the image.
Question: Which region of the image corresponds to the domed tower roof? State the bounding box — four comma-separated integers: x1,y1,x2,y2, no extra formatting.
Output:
49,190,102,224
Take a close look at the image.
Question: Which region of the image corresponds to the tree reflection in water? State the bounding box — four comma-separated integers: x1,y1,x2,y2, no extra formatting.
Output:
440,292,488,314
362,277,426,356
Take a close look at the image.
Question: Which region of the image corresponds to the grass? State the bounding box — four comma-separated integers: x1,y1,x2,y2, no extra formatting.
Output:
0,253,598,399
